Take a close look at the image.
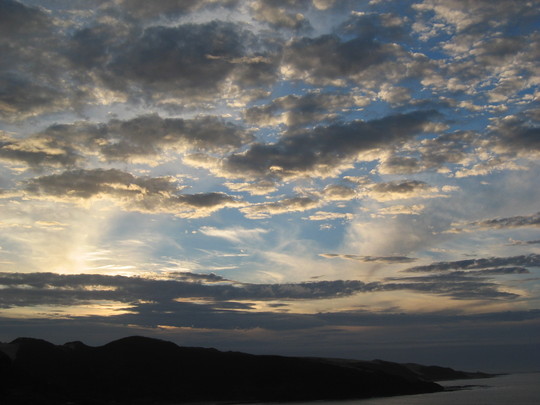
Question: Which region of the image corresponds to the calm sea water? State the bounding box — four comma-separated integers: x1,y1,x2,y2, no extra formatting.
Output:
264,372,540,405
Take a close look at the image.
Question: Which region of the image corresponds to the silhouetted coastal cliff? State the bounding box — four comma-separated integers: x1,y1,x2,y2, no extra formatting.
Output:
0,336,494,404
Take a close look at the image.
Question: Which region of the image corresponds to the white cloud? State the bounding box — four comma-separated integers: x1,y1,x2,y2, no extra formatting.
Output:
200,226,270,244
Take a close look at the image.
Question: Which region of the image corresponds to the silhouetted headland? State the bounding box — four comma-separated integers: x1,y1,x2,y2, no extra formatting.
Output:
0,336,496,404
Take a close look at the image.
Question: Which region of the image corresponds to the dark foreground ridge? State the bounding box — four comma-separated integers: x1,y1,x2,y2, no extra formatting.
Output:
0,336,494,404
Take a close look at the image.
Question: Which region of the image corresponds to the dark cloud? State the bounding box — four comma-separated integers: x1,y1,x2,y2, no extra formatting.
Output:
508,239,540,246
489,110,540,155
468,267,530,276
338,10,407,42
67,22,132,71
0,267,527,328
92,20,279,101
74,114,252,161
244,92,363,128
165,272,230,283
378,131,473,175
0,0,50,36
23,168,178,199
452,212,540,232
472,212,540,230
404,254,540,273
2,114,252,168
0,73,68,121
66,17,281,104
22,168,242,217
111,0,239,20
382,278,519,300
0,1,69,120
107,22,243,92
249,0,312,30
0,272,376,310
281,33,397,85
370,180,429,194
360,179,442,202
319,254,417,263
384,265,534,300
0,123,80,169
223,110,440,180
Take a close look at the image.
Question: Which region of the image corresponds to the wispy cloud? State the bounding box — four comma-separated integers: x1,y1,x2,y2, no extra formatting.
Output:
200,226,270,244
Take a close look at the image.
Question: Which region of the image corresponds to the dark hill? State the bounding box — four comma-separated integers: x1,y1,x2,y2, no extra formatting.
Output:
0,336,452,404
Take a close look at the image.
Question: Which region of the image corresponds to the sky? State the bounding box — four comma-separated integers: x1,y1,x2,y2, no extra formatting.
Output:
0,0,539,372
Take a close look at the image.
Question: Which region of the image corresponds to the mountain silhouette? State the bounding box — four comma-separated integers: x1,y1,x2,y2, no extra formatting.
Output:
0,336,492,404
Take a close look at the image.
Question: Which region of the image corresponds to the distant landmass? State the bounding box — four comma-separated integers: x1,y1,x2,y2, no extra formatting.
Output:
0,336,496,404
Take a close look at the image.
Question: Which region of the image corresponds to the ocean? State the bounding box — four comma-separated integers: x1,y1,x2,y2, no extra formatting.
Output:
263,372,540,405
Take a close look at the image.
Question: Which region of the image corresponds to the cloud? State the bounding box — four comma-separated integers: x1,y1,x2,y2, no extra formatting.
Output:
200,226,270,244
281,33,398,86
404,254,540,273
382,275,520,300
112,0,239,20
221,110,440,180
249,0,311,30
241,196,320,219
244,91,367,128
319,254,417,263
225,182,356,217
472,212,540,229
0,73,69,122
0,260,529,323
306,211,354,221
376,204,425,216
0,129,80,169
489,111,540,157
0,1,69,120
413,1,540,103
339,10,407,42
0,272,377,310
377,131,472,176
111,22,242,91
0,0,50,35
98,20,278,102
413,0,539,35
451,212,540,232
508,239,540,246
360,180,440,202
22,168,243,218
64,17,281,106
319,184,357,201
2,114,253,169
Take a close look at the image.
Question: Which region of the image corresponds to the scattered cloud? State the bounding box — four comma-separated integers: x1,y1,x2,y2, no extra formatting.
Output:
451,212,540,233
22,168,243,217
360,180,440,202
306,211,354,221
319,254,417,264
222,110,440,181
241,196,320,219
200,226,270,244
404,254,540,273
